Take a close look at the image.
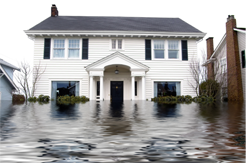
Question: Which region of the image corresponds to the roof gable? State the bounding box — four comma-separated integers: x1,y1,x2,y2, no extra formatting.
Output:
0,65,19,91
29,16,203,33
0,59,20,71
85,51,149,71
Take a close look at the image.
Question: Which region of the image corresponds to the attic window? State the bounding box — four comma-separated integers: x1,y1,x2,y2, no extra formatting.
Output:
111,39,123,50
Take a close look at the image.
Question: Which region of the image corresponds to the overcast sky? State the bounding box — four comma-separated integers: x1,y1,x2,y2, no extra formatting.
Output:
0,0,245,67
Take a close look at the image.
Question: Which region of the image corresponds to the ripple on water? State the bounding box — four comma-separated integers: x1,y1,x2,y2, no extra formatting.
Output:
0,101,245,162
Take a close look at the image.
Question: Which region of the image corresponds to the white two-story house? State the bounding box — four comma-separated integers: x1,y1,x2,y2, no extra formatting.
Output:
24,4,206,101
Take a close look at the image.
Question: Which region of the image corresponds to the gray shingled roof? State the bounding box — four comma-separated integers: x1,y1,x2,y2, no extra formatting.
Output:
29,16,203,33
0,59,20,71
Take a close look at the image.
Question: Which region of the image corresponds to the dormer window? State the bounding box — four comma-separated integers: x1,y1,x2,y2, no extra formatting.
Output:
111,39,123,50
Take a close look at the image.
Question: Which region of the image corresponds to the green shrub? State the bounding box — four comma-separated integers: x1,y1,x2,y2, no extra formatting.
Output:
199,79,219,97
28,96,37,102
56,95,89,104
152,94,215,105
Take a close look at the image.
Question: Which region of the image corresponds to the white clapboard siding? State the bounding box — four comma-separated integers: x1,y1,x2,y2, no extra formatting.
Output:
33,37,198,99
238,32,245,99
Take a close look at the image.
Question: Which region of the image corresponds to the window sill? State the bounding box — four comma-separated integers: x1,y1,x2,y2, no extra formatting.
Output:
152,58,181,61
109,49,125,51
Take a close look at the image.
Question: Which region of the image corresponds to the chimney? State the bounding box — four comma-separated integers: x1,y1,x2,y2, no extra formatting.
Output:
206,37,214,80
226,15,243,101
51,4,58,17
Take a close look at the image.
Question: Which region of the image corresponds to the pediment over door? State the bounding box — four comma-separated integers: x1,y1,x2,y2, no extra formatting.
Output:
85,51,149,76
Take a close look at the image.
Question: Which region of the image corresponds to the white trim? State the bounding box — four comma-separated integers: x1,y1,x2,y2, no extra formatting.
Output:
234,28,246,34
48,78,83,97
151,79,183,98
85,51,149,71
25,30,206,40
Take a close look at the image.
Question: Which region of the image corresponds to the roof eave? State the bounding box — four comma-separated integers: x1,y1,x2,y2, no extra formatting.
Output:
0,65,19,91
234,28,246,33
24,30,206,40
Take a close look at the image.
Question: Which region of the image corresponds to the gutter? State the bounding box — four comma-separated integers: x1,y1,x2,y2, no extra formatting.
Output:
202,58,217,66
234,28,246,33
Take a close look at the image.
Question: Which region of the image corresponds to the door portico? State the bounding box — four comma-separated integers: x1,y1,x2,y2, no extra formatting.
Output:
85,52,149,101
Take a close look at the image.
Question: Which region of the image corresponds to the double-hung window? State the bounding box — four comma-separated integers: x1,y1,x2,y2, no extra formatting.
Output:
111,39,123,50
68,39,80,58
53,39,65,58
154,40,165,59
168,40,179,59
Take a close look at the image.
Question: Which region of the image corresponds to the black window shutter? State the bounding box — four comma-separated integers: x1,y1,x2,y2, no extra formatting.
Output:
182,40,188,61
242,50,245,68
145,39,151,60
82,39,89,59
44,38,51,59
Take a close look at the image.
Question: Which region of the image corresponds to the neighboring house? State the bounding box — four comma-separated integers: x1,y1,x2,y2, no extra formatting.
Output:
0,59,20,101
204,15,245,101
24,4,206,101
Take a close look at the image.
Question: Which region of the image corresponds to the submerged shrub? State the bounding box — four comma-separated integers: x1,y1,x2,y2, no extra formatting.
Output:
56,95,89,104
28,96,37,102
199,79,219,97
152,95,215,104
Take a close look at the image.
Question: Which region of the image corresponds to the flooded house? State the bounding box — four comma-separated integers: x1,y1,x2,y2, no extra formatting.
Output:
24,4,206,101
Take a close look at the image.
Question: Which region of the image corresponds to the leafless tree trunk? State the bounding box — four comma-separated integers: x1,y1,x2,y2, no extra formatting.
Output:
15,61,45,101
189,50,227,99
188,50,207,96
31,61,46,97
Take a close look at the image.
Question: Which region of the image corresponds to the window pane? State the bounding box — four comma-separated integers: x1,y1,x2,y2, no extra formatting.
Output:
118,39,122,49
69,39,79,48
154,40,164,49
112,39,116,49
168,50,179,59
54,49,65,58
168,40,179,49
54,39,65,48
154,50,164,58
51,81,79,99
154,81,180,97
68,49,79,58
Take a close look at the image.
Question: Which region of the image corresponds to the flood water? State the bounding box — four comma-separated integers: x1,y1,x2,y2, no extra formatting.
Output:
0,101,245,163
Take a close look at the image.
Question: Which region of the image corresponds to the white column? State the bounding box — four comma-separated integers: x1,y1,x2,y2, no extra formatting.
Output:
89,76,93,100
100,76,103,101
132,76,135,100
142,76,145,100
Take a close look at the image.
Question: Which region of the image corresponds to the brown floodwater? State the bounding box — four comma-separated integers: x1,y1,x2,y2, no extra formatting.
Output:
0,100,245,162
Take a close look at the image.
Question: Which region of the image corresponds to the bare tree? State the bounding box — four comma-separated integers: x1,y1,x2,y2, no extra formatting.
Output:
188,50,207,96
31,61,46,97
188,49,227,99
15,61,45,101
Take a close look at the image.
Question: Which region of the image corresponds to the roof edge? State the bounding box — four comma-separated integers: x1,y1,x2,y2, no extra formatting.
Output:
0,65,19,91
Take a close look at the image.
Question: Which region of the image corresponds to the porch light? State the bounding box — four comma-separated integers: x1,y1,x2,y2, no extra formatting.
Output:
115,66,119,74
